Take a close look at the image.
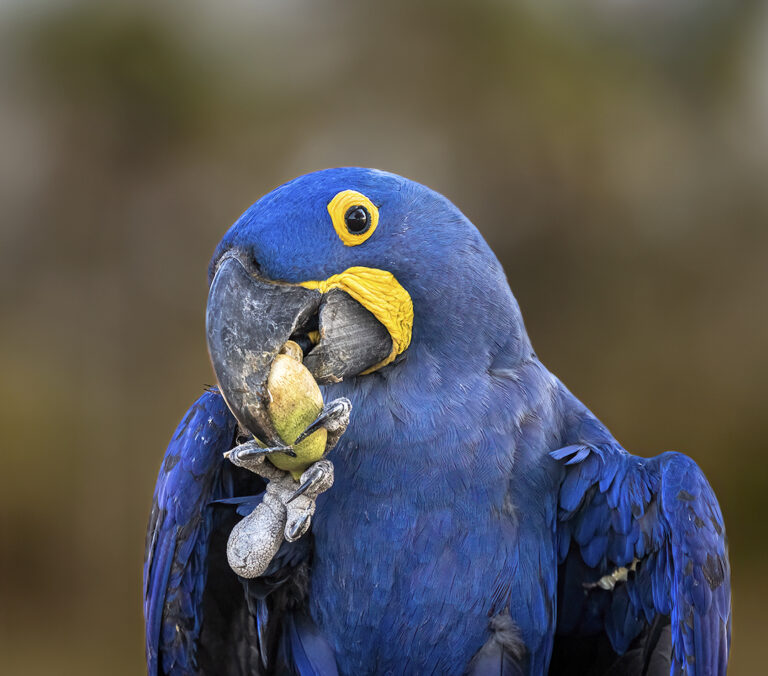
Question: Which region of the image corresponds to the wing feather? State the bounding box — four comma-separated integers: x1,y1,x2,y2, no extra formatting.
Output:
552,444,731,675
143,389,238,674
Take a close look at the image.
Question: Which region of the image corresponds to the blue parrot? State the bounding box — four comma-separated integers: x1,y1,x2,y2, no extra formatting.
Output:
144,168,731,675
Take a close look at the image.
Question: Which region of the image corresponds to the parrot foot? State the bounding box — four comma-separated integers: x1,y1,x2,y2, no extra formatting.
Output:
225,456,335,575
281,460,334,541
295,397,352,450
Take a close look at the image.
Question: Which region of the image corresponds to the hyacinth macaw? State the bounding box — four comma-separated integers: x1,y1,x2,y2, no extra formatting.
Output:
144,168,731,675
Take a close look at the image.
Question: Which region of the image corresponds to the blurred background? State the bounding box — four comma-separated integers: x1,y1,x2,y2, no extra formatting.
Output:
1,0,766,673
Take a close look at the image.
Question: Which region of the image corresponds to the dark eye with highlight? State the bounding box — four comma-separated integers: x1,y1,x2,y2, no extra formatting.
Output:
344,206,370,235
327,190,378,245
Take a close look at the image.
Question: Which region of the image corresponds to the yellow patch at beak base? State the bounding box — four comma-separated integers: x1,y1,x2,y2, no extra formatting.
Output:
300,267,413,373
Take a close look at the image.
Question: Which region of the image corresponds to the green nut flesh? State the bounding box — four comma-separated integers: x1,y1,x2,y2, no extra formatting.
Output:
265,351,327,479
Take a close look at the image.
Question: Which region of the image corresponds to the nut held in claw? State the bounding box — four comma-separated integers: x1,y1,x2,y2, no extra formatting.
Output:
265,341,327,478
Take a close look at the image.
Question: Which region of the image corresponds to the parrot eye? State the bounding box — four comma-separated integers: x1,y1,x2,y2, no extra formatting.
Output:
327,190,379,246
344,206,370,234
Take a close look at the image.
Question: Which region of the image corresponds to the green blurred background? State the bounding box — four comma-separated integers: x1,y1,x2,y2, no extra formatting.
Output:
1,1,766,673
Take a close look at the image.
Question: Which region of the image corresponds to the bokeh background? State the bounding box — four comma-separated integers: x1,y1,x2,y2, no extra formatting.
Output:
1,1,766,673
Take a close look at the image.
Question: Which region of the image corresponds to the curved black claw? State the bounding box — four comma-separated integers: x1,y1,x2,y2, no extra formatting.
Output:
294,398,352,449
285,480,313,505
225,439,296,469
285,513,311,542
286,460,334,504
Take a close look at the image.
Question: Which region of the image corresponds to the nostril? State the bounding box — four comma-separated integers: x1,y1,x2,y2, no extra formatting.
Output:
237,248,262,276
247,251,262,276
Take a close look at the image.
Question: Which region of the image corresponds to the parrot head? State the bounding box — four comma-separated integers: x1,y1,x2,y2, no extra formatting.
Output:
207,167,530,446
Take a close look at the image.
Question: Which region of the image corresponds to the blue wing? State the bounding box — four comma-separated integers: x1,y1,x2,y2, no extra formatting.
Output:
144,388,240,674
551,441,731,675
144,388,334,675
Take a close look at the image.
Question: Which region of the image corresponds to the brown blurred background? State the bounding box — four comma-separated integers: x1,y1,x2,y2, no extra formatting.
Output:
1,1,766,673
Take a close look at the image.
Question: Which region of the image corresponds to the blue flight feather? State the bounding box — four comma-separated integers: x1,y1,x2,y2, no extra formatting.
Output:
144,390,238,674
287,613,339,676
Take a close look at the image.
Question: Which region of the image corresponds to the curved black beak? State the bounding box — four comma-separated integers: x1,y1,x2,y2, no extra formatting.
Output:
206,256,321,445
206,254,392,443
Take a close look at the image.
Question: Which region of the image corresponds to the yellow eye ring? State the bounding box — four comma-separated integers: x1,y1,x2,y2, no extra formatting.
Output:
327,190,379,246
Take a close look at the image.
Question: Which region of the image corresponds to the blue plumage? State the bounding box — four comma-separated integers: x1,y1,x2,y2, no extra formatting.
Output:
144,389,238,674
145,168,730,675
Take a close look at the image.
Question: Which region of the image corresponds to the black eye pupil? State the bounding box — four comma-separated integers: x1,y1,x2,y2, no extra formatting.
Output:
344,206,370,234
